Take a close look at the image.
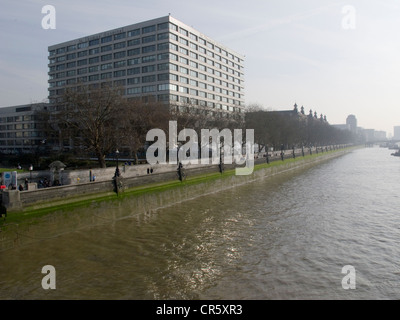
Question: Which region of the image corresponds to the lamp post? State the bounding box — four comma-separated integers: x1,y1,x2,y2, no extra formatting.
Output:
29,164,33,182
114,149,120,177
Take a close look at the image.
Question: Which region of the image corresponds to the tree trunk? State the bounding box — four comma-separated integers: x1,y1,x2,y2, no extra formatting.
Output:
96,150,106,168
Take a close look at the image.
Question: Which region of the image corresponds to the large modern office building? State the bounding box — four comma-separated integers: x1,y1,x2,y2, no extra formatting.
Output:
48,15,245,117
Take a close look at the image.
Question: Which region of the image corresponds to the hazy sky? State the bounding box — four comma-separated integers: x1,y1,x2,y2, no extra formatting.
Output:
1,0,399,135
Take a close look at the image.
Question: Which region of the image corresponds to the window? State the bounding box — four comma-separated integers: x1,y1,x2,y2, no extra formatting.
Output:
180,38,188,46
127,67,140,75
89,65,99,73
157,22,169,30
142,65,156,73
127,87,141,94
89,39,100,46
114,70,126,77
180,76,189,84
66,62,76,69
77,51,87,57
142,75,156,83
78,42,89,49
101,35,112,43
158,94,170,102
142,85,156,93
158,84,169,91
128,58,141,65
114,32,126,40
179,28,188,37
127,77,140,85
101,45,112,52
77,59,87,66
142,25,156,34
157,33,169,41
157,43,169,51
101,72,112,79
128,29,140,37
158,73,169,81
189,33,197,41
67,45,76,52
89,48,100,55
142,55,156,63
179,57,188,65
179,86,189,94
170,33,178,41
89,57,99,64
128,48,140,56
89,74,99,81
142,35,156,43
180,47,188,55
157,53,169,61
101,63,112,70
142,45,156,53
114,51,126,59
67,70,76,76
114,60,126,68
101,54,112,62
114,42,126,49
127,38,140,46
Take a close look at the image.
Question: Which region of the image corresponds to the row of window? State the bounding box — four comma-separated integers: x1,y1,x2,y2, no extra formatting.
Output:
50,48,242,78
0,123,38,131
0,140,43,147
50,33,242,72
51,59,242,91
50,71,243,99
0,131,42,138
49,22,171,55
0,115,35,123
49,22,240,62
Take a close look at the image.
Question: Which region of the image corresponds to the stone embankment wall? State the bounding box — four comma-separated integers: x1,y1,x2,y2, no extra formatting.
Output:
1,149,349,212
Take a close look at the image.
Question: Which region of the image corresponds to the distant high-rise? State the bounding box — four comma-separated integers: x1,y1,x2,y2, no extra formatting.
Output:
346,114,357,133
394,126,400,140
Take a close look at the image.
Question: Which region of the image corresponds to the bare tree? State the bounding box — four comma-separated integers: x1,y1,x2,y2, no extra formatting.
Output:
119,97,169,164
57,84,126,168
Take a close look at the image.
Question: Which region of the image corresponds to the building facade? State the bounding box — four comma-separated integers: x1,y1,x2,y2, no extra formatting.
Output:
48,16,245,118
346,114,357,133
393,126,400,140
0,103,49,154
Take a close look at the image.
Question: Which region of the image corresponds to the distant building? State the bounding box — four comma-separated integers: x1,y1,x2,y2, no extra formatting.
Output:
346,114,357,133
363,129,375,142
374,130,387,141
0,103,49,154
332,124,350,131
393,126,400,140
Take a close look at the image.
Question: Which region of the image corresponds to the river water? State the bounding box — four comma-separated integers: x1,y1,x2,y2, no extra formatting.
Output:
1,147,400,300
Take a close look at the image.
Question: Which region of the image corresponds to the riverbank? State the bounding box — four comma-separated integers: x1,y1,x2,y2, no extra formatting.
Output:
0,147,355,250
